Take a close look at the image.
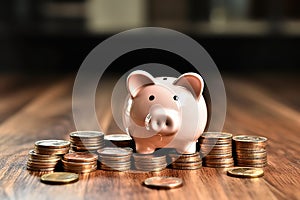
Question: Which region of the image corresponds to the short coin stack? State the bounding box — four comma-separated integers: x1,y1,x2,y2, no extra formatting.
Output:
97,147,132,171
62,152,98,173
27,150,61,171
27,140,70,171
168,152,202,170
233,135,267,168
133,153,167,172
104,134,134,149
70,131,104,152
199,132,234,168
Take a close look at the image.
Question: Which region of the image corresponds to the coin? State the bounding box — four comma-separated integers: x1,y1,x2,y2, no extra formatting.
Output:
199,132,234,168
233,135,267,143
35,140,70,149
41,172,79,184
34,146,70,155
133,153,167,172
233,135,268,168
98,147,132,171
98,147,132,157
104,134,135,149
27,149,62,172
201,132,233,139
70,131,104,138
171,165,202,170
227,167,264,178
70,131,105,152
63,152,98,173
143,177,183,189
104,134,132,141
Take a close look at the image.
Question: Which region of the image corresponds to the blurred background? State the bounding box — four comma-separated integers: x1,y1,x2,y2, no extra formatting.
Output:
1,0,300,74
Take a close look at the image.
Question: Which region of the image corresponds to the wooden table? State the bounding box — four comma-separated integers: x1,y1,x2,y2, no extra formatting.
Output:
0,74,299,200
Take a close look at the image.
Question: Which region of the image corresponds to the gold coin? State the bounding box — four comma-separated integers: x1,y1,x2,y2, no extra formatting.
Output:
227,167,264,178
41,172,79,184
143,177,183,189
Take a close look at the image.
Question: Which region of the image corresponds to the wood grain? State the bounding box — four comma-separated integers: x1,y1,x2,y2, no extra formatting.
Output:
0,74,299,200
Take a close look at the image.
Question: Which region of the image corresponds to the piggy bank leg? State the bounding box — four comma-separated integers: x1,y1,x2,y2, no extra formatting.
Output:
176,142,196,154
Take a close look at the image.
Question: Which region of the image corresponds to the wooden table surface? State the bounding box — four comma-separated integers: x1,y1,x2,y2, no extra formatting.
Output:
0,74,299,200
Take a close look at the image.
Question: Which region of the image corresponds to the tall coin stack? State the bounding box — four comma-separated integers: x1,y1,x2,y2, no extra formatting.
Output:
27,140,70,171
168,152,202,170
233,135,267,168
97,147,132,171
62,152,98,173
199,132,234,168
133,153,167,172
70,131,104,152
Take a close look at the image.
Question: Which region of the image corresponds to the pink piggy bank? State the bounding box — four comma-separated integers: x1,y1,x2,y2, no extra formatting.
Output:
123,70,207,154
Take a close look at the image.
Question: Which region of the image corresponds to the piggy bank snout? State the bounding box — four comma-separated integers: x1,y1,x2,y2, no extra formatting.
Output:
147,108,181,134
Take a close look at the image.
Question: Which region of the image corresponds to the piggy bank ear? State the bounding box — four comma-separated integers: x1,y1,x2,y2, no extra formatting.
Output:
173,73,204,100
127,70,155,98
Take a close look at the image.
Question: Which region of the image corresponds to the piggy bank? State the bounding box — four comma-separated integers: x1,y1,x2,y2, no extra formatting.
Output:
123,70,207,154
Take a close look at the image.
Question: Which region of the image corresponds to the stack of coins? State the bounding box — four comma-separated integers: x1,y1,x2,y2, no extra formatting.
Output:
104,134,134,149
70,131,104,152
199,132,234,168
233,135,267,168
62,152,98,173
27,150,61,171
97,147,132,171
133,153,167,172
27,140,70,171
34,140,70,155
168,152,202,170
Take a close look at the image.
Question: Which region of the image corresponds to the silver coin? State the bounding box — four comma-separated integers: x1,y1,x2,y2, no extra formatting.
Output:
35,140,70,149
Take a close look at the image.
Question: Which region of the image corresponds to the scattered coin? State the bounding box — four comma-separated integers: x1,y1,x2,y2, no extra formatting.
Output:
41,172,79,184
199,132,234,168
227,167,264,178
233,135,267,168
143,177,183,189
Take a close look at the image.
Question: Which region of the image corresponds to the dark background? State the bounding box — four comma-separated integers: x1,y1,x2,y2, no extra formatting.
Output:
1,0,300,75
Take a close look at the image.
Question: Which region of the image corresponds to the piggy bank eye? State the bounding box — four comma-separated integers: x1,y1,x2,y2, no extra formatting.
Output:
173,95,179,101
149,95,155,101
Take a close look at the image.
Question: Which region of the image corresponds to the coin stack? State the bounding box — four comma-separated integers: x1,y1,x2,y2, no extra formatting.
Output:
27,149,61,171
70,131,105,152
62,152,98,173
133,153,167,172
168,152,202,170
199,132,234,168
97,147,132,171
233,135,267,168
27,140,70,171
104,134,135,149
